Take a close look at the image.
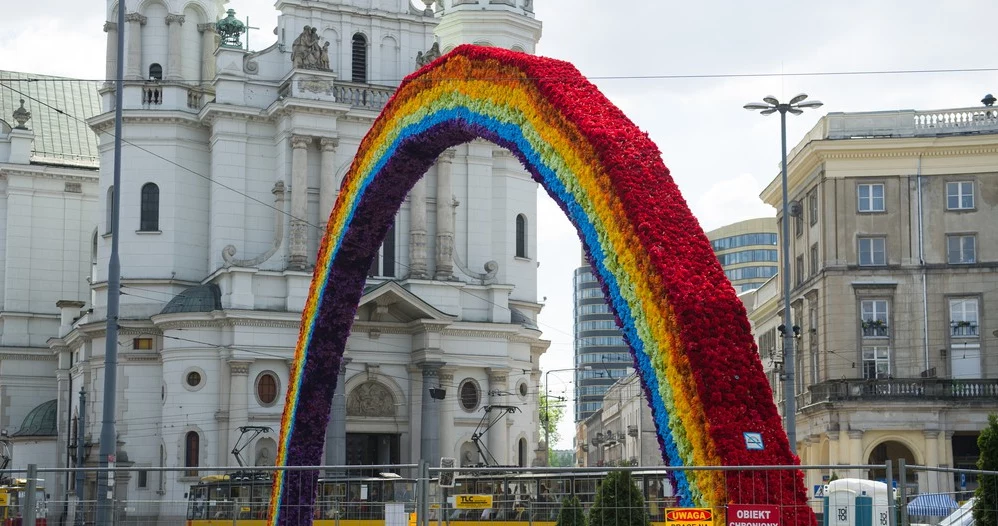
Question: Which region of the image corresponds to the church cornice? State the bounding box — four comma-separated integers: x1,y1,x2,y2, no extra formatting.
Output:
88,110,204,132
0,164,99,182
199,104,273,126
0,348,58,362
151,310,302,331
276,0,438,26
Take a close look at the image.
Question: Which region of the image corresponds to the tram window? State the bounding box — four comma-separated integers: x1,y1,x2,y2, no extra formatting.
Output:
573,478,597,502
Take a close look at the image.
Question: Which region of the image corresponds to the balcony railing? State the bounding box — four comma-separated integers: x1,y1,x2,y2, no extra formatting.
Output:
332,82,394,111
797,378,998,408
950,322,979,337
861,324,889,338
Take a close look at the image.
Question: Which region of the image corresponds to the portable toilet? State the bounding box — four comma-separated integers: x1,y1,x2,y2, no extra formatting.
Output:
823,479,893,526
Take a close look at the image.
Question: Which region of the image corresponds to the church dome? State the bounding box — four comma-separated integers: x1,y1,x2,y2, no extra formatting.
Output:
11,399,57,437
160,284,222,315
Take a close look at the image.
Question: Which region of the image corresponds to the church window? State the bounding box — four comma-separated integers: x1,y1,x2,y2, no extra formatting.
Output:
184,368,205,391
149,63,163,80
133,337,153,350
140,183,159,231
184,431,199,476
515,214,527,258
517,381,528,399
106,186,115,234
352,33,367,83
518,437,527,467
368,220,396,277
459,379,480,412
256,372,279,406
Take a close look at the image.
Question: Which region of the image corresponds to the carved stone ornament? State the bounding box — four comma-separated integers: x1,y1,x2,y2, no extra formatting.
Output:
298,77,333,96
216,9,245,48
124,13,147,25
12,99,31,129
165,14,186,25
346,381,396,417
415,42,441,68
290,26,332,71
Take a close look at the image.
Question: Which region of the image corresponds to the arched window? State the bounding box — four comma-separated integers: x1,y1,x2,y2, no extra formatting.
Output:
184,431,199,476
515,214,527,258
105,186,115,234
518,437,527,467
91,230,98,265
352,33,367,83
149,63,163,80
140,183,160,231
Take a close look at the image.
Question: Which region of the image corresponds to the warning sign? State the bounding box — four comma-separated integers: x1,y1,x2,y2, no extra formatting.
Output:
727,504,780,526
455,495,493,509
665,508,714,526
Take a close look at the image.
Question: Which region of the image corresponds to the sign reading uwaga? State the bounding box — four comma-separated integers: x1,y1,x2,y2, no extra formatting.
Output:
666,508,714,526
726,504,781,526
455,495,493,509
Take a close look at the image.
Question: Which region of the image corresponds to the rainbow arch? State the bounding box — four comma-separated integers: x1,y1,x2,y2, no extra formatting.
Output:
270,45,811,526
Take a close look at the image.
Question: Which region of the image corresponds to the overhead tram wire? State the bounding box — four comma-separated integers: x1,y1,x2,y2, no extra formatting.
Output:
0,82,580,342
5,64,998,84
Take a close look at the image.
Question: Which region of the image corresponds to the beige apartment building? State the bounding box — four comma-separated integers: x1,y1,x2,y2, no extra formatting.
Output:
743,103,998,497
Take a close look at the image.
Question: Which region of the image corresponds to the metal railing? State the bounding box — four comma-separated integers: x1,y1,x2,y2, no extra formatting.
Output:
4,461,994,526
799,378,998,407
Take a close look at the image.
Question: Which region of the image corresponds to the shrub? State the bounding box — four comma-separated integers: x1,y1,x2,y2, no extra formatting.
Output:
587,470,650,526
556,495,586,526
974,413,998,526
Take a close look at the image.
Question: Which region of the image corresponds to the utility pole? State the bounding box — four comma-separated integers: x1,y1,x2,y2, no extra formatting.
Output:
96,0,126,523
75,388,86,526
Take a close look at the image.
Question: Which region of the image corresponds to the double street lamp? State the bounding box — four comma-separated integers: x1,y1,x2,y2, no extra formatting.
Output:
743,94,823,455
541,366,591,466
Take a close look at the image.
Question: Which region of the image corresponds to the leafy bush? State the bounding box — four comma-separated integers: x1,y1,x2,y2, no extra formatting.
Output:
556,496,586,526
587,470,649,526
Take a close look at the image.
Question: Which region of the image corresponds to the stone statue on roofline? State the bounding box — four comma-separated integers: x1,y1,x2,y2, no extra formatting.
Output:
291,25,331,71
416,42,441,67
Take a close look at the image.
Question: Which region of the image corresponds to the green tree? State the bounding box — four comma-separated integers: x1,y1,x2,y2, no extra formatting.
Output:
974,413,998,526
588,470,650,526
556,496,586,526
539,394,565,465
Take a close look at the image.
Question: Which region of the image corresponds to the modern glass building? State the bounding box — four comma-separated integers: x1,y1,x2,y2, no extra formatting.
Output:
573,251,632,423
705,217,779,293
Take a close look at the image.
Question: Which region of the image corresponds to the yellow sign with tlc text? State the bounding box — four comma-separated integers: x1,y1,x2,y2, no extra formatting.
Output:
455,494,494,509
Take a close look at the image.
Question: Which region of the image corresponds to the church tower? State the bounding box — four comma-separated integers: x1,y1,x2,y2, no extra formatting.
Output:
433,0,542,53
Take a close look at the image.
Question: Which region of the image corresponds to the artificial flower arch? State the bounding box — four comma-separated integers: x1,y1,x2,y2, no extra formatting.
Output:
270,45,812,526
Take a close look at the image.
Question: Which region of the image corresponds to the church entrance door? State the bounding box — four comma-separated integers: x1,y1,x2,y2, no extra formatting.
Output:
346,433,400,474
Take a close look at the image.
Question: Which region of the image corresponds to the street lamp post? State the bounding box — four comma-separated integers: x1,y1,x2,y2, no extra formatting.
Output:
542,366,590,466
743,93,823,455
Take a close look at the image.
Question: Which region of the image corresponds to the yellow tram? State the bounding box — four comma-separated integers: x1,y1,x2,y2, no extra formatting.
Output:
185,469,677,526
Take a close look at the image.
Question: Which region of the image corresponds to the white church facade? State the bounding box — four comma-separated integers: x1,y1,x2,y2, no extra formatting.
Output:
3,0,547,522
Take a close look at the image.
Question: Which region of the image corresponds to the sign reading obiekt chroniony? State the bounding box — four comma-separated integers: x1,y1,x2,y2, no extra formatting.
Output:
727,504,781,526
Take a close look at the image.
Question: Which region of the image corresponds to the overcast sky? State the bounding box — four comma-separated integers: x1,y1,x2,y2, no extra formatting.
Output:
3,1,997,449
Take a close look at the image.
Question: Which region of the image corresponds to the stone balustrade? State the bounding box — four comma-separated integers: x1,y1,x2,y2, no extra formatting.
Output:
796,378,998,409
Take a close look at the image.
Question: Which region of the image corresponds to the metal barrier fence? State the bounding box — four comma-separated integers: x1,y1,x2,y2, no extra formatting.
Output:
1,462,993,526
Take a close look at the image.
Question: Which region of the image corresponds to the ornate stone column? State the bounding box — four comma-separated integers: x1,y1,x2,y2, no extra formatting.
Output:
923,430,940,492
289,135,311,270
197,23,217,83
228,361,251,464
487,367,510,465
420,362,445,466
437,367,456,459
434,150,455,280
408,178,429,278
124,13,147,80
103,22,118,83
827,430,840,467
319,138,339,225
848,429,864,478
325,358,351,473
165,14,185,80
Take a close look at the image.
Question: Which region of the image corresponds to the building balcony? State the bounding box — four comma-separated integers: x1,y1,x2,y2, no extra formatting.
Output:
797,378,998,409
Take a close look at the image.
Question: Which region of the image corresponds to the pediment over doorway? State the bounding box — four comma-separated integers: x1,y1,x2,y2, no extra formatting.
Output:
355,281,457,324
